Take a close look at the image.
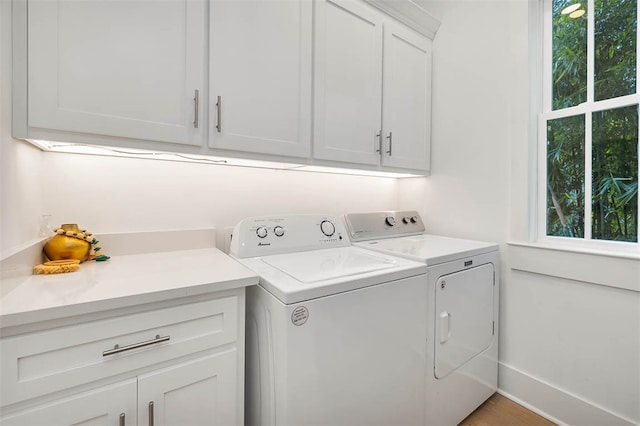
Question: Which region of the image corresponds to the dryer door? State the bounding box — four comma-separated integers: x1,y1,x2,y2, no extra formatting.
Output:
434,263,494,379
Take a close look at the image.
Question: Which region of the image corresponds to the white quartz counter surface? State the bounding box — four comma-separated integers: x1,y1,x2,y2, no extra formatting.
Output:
0,248,258,329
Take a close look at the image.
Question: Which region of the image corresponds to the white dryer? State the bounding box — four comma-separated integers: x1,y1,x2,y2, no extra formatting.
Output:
230,214,429,426
345,211,500,426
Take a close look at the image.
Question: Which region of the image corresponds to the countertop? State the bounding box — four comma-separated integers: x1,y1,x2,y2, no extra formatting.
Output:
0,248,258,329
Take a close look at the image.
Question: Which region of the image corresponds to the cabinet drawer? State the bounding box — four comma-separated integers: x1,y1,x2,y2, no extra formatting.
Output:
1,296,239,406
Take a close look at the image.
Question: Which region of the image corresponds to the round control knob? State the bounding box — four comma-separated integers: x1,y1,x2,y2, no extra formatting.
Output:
274,226,285,237
320,220,336,237
410,216,418,224
256,226,268,238
385,216,396,226
402,217,410,224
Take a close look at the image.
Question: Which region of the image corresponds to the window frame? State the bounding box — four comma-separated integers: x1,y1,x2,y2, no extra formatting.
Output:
536,0,640,252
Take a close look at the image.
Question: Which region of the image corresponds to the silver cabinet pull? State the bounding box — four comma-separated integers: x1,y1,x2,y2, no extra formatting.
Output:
148,401,155,426
386,132,393,156
102,335,170,357
193,89,199,128
216,95,222,133
119,413,125,426
375,130,382,154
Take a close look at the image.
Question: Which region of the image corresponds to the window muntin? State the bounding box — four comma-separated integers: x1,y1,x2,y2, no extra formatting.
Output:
542,0,639,245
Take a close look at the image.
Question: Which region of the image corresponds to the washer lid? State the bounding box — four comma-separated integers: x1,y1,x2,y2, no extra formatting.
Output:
355,234,498,266
236,246,426,304
262,247,396,283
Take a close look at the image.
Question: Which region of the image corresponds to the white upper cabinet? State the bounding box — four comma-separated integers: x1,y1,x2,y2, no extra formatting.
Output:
314,0,384,166
13,0,438,174
314,0,434,173
381,20,432,171
209,0,312,158
17,0,206,146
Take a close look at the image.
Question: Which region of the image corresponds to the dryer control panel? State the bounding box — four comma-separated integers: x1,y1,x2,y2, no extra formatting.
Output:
345,211,426,241
230,214,349,258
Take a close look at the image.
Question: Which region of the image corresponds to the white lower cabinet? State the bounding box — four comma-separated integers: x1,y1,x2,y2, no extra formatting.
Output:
2,353,235,426
0,291,245,426
1,379,137,426
138,351,238,426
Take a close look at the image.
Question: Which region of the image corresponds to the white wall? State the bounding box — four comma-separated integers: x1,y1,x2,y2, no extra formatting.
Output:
38,152,402,236
0,0,44,258
502,257,639,425
413,1,640,424
407,0,512,244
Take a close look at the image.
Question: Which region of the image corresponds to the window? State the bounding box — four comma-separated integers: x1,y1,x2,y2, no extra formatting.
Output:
540,0,639,245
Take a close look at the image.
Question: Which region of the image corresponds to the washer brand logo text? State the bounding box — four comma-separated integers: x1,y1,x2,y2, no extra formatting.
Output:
258,242,271,246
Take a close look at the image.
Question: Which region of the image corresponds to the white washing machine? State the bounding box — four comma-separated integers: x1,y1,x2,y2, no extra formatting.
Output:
230,214,429,426
345,211,500,426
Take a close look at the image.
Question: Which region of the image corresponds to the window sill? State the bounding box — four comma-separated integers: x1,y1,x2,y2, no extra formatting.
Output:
508,240,640,261
506,241,640,293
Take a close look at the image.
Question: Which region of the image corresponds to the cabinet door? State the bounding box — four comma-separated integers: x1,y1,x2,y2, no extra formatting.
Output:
381,21,432,171
0,379,136,426
138,350,239,426
27,0,205,146
209,0,312,158
314,0,384,165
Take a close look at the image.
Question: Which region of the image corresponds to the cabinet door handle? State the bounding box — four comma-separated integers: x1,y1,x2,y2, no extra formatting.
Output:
375,130,382,154
148,401,155,426
386,132,393,156
102,335,170,357
216,95,222,133
119,413,125,426
193,89,199,129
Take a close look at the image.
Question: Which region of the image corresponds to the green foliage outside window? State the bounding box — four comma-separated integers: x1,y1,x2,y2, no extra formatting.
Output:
552,0,587,109
592,106,638,241
547,115,585,237
548,0,638,242
594,0,636,100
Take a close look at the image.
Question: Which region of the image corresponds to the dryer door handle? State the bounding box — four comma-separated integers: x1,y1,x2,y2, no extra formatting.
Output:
439,312,451,343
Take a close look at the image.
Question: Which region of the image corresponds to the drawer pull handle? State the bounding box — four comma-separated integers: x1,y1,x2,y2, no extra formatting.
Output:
216,95,222,133
193,89,199,129
149,401,155,426
103,335,170,357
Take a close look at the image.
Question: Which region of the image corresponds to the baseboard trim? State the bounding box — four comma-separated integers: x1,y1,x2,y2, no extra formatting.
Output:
499,362,637,426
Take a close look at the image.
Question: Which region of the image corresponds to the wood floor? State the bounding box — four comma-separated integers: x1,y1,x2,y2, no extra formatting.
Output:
458,393,556,426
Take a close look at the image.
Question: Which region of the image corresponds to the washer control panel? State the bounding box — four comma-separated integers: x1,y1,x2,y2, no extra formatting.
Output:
345,211,425,241
230,214,349,258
